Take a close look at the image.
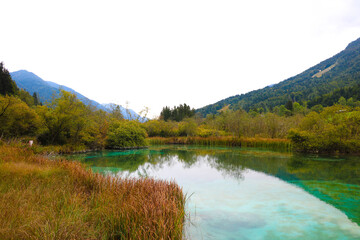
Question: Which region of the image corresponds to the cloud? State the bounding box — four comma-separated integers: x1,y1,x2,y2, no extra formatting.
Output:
341,1,360,27
1,0,360,117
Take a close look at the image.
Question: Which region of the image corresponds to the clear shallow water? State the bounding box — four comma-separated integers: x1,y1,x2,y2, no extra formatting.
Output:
67,146,360,240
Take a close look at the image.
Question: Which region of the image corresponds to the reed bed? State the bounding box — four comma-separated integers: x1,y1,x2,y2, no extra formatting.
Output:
0,144,185,240
148,136,292,151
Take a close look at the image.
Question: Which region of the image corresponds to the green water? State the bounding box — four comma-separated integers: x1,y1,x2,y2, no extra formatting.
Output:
67,145,360,239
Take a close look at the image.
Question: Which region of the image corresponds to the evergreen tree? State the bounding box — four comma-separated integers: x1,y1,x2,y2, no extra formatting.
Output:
160,104,195,122
33,92,40,106
285,100,293,112
160,106,172,121
0,62,18,96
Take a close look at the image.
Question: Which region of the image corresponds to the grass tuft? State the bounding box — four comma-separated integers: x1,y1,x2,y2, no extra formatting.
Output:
0,144,185,240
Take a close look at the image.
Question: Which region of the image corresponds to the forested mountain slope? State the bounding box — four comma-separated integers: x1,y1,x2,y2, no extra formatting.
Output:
10,70,107,110
10,70,142,120
197,37,360,116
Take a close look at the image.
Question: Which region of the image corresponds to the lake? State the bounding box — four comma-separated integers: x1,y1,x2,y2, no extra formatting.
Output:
67,145,360,240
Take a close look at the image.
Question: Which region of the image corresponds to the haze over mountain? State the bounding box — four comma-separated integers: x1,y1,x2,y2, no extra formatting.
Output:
197,37,360,116
10,70,142,120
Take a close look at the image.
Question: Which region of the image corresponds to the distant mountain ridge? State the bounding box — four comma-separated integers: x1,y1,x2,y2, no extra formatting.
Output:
101,103,147,122
196,37,360,116
10,70,142,120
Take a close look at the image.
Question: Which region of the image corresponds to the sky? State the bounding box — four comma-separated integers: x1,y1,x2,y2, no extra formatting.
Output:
1,0,360,118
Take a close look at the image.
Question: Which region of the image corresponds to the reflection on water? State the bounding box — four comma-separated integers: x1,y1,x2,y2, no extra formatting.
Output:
67,146,360,239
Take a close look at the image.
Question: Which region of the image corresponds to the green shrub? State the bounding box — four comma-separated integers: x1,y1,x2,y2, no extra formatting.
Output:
143,120,178,137
289,105,360,153
106,120,147,148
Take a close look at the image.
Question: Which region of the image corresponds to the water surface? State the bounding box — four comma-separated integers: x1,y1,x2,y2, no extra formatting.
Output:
67,146,360,240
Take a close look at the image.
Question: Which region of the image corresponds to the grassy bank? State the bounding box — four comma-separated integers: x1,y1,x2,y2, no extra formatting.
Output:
0,143,185,240
148,136,292,151
1,138,93,155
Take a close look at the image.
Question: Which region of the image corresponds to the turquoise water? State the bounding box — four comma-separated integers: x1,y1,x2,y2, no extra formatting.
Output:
67,146,360,239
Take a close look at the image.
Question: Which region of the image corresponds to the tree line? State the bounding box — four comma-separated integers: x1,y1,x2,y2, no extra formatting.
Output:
2,60,360,153
197,37,360,117
0,62,146,149
147,97,360,153
160,104,195,122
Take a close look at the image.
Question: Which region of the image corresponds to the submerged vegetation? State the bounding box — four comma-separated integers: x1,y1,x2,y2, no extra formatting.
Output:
0,143,185,239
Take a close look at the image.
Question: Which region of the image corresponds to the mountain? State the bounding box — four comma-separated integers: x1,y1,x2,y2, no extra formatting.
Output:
10,70,60,103
10,70,142,120
196,37,360,116
101,103,147,122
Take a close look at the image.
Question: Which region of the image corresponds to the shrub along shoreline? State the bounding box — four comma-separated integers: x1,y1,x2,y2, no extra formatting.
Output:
0,143,186,240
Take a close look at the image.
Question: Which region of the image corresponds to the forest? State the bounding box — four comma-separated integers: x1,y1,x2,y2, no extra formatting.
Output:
0,62,147,152
2,61,360,154
197,37,360,117
1,55,360,239
0,62,186,240
146,101,360,153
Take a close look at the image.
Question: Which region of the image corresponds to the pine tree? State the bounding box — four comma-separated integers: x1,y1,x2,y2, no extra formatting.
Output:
0,62,18,96
33,92,40,106
285,100,293,112
160,104,195,122
160,106,171,121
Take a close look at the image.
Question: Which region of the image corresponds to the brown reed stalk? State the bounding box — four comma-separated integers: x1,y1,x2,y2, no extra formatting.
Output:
0,144,186,240
147,136,292,151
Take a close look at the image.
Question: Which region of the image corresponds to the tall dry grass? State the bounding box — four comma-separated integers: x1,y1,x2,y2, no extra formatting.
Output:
0,144,185,240
148,136,292,151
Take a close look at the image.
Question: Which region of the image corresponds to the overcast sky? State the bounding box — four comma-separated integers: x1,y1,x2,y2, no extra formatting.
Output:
1,0,360,118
